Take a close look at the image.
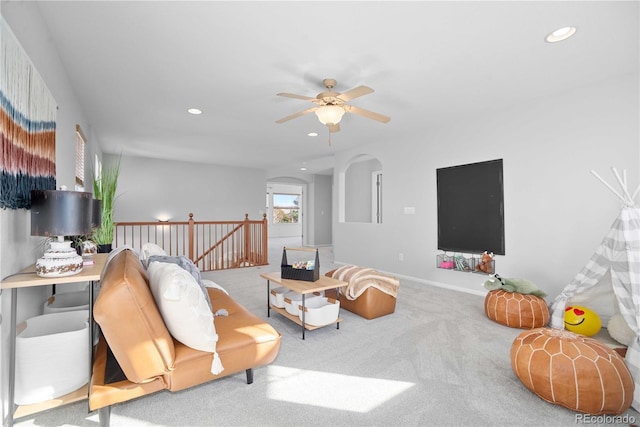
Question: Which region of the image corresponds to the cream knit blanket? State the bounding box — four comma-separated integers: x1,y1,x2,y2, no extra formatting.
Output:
331,265,399,301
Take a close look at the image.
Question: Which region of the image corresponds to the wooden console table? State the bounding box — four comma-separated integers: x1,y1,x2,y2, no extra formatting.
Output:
1,253,108,427
260,271,347,339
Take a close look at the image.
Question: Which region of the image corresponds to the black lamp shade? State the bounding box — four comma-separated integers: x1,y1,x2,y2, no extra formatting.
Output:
31,190,94,237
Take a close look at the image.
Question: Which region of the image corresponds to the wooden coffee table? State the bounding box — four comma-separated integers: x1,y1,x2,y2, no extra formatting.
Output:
260,271,347,339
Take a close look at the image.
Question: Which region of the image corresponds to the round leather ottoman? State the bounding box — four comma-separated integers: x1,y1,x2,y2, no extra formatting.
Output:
484,289,549,329
511,327,633,415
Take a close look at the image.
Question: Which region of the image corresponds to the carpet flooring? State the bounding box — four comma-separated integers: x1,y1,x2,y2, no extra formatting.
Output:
14,238,640,426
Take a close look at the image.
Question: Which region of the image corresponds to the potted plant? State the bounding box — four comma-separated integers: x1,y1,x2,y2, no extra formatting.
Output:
92,157,120,253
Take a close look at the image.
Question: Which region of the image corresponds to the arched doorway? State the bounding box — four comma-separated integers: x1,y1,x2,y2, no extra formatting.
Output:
339,154,383,224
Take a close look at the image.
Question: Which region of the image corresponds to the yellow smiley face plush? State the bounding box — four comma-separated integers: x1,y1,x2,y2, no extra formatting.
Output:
564,305,602,336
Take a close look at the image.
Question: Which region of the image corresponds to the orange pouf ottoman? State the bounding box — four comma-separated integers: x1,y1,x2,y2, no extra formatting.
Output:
484,289,549,329
511,327,634,415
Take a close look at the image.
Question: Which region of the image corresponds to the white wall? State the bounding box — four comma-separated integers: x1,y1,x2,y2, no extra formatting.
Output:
0,3,103,421
312,174,332,245
111,154,266,223
333,74,640,301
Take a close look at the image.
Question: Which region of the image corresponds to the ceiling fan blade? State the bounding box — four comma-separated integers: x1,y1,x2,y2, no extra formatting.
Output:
275,107,317,124
277,92,316,102
337,85,374,102
328,123,341,133
343,104,390,123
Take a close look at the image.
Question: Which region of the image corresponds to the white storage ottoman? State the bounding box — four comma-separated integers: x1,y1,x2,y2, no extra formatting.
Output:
15,310,90,405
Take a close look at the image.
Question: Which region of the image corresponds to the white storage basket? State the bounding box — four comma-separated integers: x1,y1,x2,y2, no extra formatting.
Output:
283,291,322,316
269,287,288,308
15,310,90,405
43,290,90,314
298,297,340,327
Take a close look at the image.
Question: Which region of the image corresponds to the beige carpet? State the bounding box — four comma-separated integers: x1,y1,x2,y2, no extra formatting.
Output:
15,238,640,426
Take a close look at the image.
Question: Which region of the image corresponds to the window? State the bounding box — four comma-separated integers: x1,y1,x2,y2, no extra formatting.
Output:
75,125,86,190
273,193,299,224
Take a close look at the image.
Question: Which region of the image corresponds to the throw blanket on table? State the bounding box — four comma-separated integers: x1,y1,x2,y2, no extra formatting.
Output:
331,265,399,300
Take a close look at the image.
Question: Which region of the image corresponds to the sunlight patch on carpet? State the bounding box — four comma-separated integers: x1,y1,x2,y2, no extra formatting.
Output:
267,365,415,412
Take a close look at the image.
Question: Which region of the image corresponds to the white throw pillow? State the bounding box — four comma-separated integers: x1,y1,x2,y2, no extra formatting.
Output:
608,313,635,346
147,262,223,374
140,243,167,263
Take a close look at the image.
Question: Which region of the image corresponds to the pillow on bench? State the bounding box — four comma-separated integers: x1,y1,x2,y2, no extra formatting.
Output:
147,262,223,374
147,255,212,309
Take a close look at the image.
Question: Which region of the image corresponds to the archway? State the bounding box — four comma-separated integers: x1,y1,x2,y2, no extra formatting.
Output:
266,177,307,246
340,154,383,224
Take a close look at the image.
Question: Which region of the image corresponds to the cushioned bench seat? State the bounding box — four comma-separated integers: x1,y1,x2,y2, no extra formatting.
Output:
325,266,398,320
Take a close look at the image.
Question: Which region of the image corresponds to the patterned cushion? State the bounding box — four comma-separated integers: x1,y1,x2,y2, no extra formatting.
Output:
484,289,549,329
511,327,634,415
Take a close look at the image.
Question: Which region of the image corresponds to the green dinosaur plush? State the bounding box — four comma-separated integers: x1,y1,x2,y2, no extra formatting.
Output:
483,274,547,298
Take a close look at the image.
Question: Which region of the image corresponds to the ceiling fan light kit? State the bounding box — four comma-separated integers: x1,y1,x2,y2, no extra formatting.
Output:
315,105,345,125
276,78,390,137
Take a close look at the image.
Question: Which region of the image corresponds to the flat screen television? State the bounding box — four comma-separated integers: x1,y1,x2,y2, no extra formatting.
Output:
436,159,505,255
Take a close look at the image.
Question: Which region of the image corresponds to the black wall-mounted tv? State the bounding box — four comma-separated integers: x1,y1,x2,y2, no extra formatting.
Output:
436,159,505,255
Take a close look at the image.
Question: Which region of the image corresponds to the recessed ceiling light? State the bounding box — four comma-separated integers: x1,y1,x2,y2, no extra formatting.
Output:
300,167,307,171
307,132,318,137
187,108,202,115
545,26,577,43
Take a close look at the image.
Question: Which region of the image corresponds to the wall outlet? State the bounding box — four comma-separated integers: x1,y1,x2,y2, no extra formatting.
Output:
399,253,404,261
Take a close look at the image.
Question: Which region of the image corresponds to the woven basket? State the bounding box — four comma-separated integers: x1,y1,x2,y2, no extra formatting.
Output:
15,310,89,405
43,290,90,314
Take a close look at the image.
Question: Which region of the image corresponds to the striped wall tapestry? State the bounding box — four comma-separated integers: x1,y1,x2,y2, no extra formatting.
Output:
1,19,56,210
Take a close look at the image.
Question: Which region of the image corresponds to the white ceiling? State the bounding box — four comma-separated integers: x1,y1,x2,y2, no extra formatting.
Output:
33,1,638,175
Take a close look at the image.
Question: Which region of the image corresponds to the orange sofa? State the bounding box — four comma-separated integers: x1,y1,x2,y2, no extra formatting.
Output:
90,249,281,425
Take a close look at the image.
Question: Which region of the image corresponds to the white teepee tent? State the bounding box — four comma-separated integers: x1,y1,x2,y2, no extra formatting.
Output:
549,168,640,412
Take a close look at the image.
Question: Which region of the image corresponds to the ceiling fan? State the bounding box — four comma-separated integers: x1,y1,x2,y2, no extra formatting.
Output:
275,78,390,134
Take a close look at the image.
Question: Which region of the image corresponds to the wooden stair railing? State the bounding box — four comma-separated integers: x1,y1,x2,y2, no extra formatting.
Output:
114,213,268,272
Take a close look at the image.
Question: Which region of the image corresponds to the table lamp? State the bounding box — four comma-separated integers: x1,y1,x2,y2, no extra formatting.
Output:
31,190,95,277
